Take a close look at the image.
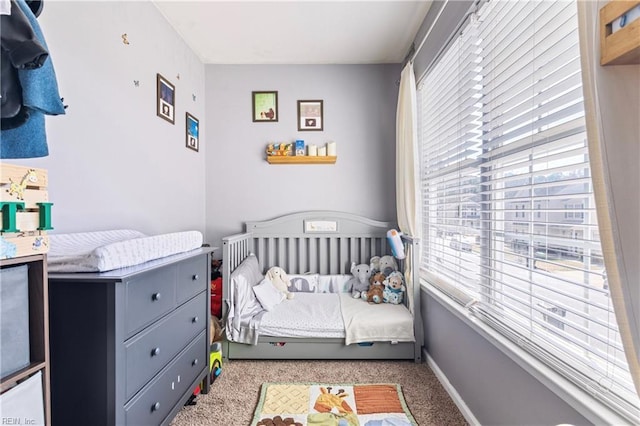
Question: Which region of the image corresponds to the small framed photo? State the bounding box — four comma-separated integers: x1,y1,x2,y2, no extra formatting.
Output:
252,91,278,122
157,73,175,124
297,100,323,131
185,112,199,152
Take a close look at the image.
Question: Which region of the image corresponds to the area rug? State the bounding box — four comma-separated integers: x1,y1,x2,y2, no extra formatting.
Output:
251,382,417,426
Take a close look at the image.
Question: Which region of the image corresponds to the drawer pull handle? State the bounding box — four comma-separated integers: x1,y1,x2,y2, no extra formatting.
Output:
192,316,198,323
151,347,161,357
152,402,160,412
192,274,199,281
192,358,198,366
152,292,161,301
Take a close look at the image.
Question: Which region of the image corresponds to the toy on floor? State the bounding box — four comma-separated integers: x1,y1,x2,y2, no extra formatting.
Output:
210,342,222,384
386,229,406,259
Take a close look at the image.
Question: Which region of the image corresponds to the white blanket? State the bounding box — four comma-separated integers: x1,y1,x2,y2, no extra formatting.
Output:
48,229,203,272
339,293,415,345
260,293,344,338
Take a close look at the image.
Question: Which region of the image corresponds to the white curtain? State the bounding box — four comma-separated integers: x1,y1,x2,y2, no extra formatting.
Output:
396,62,419,235
396,61,420,317
577,1,640,396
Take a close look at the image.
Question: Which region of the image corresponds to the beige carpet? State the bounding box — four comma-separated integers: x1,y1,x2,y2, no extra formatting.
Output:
171,359,468,426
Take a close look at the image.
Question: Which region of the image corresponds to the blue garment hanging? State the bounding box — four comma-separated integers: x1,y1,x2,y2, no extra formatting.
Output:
1,0,65,159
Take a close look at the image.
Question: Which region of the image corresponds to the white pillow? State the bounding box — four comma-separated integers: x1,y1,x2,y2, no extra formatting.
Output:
253,277,285,311
318,274,353,293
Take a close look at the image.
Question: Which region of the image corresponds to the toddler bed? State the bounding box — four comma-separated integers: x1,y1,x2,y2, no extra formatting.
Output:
222,211,423,362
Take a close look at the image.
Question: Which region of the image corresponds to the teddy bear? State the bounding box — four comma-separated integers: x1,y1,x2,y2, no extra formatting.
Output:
370,255,398,276
361,272,385,304
346,262,371,299
266,266,295,299
383,271,406,305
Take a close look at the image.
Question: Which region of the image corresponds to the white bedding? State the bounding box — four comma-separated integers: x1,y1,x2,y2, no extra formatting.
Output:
47,229,203,272
257,291,415,344
260,293,345,338
339,293,415,345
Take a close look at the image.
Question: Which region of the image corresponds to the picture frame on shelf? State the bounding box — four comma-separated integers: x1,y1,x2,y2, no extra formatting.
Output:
185,112,199,152
252,91,278,122
156,73,175,124
297,100,323,131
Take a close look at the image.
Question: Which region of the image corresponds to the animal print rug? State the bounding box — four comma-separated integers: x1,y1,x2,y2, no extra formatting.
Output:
251,383,417,426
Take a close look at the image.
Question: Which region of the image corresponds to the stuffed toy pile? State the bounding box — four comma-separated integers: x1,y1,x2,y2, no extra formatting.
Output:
347,255,406,305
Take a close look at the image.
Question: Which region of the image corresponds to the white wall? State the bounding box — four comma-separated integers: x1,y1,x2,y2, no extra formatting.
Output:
7,1,207,235
204,64,400,248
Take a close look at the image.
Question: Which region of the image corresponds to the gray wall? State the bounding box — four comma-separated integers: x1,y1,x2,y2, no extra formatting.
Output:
8,1,207,235
422,289,592,426
204,64,400,248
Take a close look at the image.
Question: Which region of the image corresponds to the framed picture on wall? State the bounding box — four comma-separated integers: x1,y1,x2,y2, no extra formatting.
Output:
297,100,323,131
157,73,175,124
186,112,199,152
252,91,278,122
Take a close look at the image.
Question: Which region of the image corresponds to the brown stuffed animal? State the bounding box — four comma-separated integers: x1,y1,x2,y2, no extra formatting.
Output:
361,272,385,304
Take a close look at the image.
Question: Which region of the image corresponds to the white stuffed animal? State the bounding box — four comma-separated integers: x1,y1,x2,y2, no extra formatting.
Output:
266,266,294,299
370,255,398,276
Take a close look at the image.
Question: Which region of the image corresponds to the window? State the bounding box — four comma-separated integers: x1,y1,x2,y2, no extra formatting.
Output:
418,0,639,421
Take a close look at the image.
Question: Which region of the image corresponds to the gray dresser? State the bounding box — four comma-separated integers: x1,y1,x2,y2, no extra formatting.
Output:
48,248,212,426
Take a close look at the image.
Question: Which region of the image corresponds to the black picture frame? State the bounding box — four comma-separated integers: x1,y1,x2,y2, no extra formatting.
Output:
297,100,323,131
252,91,278,122
186,112,199,152
157,73,175,124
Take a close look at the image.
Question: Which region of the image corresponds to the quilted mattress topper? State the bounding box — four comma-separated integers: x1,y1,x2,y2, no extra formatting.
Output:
47,229,203,273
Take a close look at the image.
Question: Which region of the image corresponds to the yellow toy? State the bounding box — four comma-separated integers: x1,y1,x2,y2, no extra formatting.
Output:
209,342,222,384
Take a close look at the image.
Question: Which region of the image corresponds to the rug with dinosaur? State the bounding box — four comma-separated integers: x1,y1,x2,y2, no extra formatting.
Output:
251,383,417,426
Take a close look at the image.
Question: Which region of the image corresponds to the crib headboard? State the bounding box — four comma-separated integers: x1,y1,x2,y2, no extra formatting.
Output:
248,211,395,274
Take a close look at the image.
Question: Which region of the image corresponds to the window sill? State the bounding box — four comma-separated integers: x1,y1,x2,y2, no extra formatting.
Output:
421,280,633,426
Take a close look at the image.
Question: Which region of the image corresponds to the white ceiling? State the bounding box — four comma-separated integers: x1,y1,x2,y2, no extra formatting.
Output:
152,1,432,64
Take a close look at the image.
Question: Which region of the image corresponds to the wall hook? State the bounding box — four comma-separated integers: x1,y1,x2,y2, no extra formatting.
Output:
121,34,130,45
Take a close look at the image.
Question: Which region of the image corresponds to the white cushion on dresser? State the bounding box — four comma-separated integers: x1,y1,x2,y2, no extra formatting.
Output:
48,229,203,272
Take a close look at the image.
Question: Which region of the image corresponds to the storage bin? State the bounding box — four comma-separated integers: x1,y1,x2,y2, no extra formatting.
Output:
0,370,45,425
0,264,30,378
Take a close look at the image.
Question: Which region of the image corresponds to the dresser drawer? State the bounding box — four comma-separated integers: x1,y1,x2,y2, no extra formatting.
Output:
125,331,207,426
125,292,207,400
125,265,177,337
176,254,208,304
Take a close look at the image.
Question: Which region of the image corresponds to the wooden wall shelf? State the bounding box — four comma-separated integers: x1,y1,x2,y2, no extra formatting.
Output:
267,156,337,164
600,0,640,65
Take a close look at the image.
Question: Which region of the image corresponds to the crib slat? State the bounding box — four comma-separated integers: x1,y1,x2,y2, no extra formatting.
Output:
287,237,296,273
300,238,308,273
309,238,318,273
339,237,349,274
359,238,367,264
350,237,357,267
316,238,325,275
328,237,338,274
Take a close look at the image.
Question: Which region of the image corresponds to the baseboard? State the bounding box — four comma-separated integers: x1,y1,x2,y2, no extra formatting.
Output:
424,348,481,426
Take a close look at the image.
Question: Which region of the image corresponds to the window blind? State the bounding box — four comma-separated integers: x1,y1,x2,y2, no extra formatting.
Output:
418,0,640,421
